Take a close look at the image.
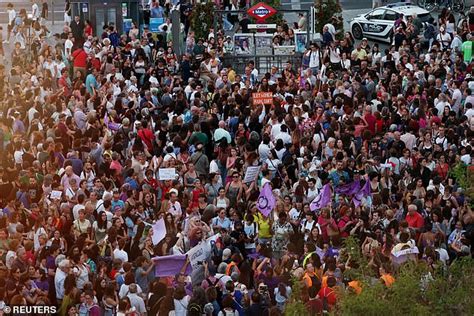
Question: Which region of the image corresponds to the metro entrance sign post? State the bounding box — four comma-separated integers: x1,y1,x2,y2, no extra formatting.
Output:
247,2,277,22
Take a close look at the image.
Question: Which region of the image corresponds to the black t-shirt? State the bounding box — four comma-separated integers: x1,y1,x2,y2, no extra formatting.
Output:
22,152,35,167
28,184,42,204
0,182,14,200
230,229,247,254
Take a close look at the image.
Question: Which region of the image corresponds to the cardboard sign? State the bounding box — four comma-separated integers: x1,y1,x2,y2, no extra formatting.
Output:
50,190,62,200
243,166,261,183
151,218,166,245
252,92,273,105
159,168,176,181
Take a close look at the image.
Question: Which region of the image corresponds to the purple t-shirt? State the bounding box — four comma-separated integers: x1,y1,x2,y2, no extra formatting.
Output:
35,279,49,292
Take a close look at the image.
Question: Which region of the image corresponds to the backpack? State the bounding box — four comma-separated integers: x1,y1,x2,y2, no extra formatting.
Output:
188,302,203,315
206,276,224,304
223,309,237,316
302,219,316,234
321,287,334,314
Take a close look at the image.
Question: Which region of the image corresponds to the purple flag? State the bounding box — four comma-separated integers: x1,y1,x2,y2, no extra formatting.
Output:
257,183,276,217
103,113,109,126
353,180,371,207
104,113,121,131
153,254,192,277
310,183,332,212
334,180,361,196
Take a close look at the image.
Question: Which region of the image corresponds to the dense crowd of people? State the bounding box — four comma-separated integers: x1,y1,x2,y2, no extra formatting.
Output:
0,1,472,315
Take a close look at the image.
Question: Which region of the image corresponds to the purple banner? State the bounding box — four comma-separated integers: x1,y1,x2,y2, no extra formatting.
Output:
335,180,361,196
153,254,192,277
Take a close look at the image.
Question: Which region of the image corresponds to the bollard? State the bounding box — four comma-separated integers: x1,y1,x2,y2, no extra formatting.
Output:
51,0,55,25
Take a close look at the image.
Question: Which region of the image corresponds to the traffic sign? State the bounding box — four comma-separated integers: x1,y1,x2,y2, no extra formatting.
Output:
247,2,277,22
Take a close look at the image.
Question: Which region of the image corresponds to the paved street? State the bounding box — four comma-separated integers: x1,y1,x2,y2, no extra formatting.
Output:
281,0,373,10
0,0,64,24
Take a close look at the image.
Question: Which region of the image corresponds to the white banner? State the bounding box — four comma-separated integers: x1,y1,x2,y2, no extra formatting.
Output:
186,241,212,270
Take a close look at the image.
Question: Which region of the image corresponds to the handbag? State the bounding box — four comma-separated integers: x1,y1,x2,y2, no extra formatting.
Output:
327,219,339,238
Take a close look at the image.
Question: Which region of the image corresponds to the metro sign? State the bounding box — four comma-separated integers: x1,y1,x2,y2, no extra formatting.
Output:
247,2,277,22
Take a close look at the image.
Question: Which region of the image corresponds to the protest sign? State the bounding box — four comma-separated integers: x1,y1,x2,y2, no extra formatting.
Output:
252,92,273,105
151,218,166,245
243,166,261,184
159,168,176,181
186,241,212,270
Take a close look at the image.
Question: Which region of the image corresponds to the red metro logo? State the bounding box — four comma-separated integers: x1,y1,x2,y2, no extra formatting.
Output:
247,2,277,22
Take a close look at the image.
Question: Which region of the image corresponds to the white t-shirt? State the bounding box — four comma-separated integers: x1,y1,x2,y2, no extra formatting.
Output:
64,39,74,58
73,264,90,290
451,88,462,113
127,293,146,314
465,108,474,121
301,219,321,241
119,284,143,299
436,247,449,265
32,3,40,20
307,187,319,203
54,61,66,79
436,32,451,49
173,296,190,315
461,154,471,165
274,132,292,145
14,150,24,164
244,222,258,249
270,123,282,140
74,219,91,235
8,9,16,24
258,143,271,162
208,159,218,174
34,227,47,251
169,201,182,219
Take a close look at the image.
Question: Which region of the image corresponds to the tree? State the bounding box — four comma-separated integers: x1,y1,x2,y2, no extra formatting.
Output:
190,2,214,41
314,0,344,39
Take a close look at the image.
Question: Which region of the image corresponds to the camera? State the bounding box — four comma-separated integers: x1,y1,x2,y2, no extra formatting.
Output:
258,284,268,294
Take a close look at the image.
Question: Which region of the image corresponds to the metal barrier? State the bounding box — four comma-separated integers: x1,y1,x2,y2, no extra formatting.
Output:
221,53,303,75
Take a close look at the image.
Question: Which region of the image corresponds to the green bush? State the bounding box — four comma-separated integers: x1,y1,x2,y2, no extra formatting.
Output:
286,236,474,315
336,237,474,315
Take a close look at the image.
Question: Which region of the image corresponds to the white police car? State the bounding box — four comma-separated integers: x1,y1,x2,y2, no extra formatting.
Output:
349,3,432,43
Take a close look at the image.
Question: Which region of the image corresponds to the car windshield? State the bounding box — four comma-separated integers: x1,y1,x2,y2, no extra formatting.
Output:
418,13,431,23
